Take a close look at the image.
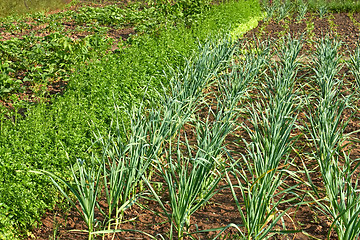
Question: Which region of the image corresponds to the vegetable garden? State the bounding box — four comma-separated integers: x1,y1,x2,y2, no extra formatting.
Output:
2,0,360,239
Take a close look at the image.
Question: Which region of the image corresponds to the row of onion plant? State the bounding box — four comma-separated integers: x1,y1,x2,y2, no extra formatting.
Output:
143,37,242,239
305,37,360,240
348,43,360,90
226,37,302,239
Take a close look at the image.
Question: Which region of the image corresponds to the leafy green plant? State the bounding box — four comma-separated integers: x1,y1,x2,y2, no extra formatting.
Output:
149,0,211,25
0,33,112,97
0,61,19,96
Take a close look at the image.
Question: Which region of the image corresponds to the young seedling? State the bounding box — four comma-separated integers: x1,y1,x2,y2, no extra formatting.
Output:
348,44,360,90
317,5,328,18
296,2,308,21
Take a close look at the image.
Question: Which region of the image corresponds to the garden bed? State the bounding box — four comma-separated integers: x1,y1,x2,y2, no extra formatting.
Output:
28,8,360,239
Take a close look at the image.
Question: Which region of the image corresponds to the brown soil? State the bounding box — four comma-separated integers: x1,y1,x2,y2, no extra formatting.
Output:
244,12,360,54
27,10,360,240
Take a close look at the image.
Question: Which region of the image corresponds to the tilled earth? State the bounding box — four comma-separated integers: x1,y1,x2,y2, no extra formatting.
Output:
28,10,360,240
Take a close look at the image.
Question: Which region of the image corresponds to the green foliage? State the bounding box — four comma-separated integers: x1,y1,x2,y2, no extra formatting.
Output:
149,0,211,25
0,0,214,34
0,0,255,102
0,0,263,238
0,61,19,94
306,0,360,12
305,37,360,240
0,33,112,97
199,0,261,34
73,4,164,31
227,37,300,239
144,37,235,239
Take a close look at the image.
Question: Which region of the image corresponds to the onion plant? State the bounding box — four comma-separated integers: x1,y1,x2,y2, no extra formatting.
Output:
32,158,101,240
312,37,342,99
93,105,156,232
227,94,298,239
150,140,222,239
348,44,360,89
317,4,328,19
264,4,276,21
305,82,360,240
265,36,302,100
277,3,292,22
296,1,308,21
158,36,236,134
195,103,235,161
226,37,301,239
305,37,360,239
167,36,235,106
218,40,269,110
141,36,241,239
146,100,238,239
